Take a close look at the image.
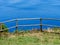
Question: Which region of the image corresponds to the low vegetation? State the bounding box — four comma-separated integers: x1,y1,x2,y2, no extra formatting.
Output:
0,28,60,45
0,23,8,32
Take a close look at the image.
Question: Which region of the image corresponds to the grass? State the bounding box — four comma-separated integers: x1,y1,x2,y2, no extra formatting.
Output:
0,30,60,45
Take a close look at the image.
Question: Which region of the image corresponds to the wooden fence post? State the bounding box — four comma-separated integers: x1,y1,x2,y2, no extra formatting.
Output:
16,19,18,31
40,18,43,32
0,23,2,31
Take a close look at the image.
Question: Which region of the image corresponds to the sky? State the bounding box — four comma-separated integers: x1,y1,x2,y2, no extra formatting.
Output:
0,0,60,21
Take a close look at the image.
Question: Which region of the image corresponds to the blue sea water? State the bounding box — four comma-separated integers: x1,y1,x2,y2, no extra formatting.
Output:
0,0,60,32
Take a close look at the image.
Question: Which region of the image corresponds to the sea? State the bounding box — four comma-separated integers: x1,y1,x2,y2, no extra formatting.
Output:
0,0,60,32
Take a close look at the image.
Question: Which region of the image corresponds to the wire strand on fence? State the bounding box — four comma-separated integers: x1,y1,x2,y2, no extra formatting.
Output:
1,18,60,23
0,24,60,31
43,18,60,20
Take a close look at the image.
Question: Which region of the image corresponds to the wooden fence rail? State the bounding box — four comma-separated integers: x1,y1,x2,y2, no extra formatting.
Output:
0,18,60,32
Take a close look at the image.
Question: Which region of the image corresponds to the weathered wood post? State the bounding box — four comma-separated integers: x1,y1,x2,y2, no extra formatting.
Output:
40,18,43,32
0,23,3,36
0,23,2,32
16,19,18,32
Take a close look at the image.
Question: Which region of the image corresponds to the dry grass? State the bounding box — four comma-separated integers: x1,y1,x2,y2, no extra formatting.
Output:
0,30,60,45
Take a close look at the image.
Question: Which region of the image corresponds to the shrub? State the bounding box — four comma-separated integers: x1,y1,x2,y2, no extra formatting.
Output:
0,23,8,32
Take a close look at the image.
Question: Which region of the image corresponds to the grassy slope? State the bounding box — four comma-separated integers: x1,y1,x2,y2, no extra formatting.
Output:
0,31,60,45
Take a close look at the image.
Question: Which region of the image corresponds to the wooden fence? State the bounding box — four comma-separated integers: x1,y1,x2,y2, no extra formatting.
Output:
0,18,60,32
